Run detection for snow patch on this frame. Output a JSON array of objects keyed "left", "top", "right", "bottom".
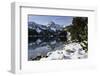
[{"left": 40, "top": 43, "right": 87, "bottom": 60}]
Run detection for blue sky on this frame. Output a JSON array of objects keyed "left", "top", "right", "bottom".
[{"left": 28, "top": 15, "right": 73, "bottom": 26}]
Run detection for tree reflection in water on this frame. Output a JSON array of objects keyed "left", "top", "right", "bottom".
[{"left": 28, "top": 36, "right": 68, "bottom": 61}]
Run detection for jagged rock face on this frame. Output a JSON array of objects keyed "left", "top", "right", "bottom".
[
  {"left": 28, "top": 21, "right": 63, "bottom": 33},
  {"left": 47, "top": 21, "right": 55, "bottom": 27},
  {"left": 47, "top": 21, "right": 62, "bottom": 31}
]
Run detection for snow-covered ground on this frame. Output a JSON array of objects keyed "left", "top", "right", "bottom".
[{"left": 40, "top": 43, "right": 87, "bottom": 61}]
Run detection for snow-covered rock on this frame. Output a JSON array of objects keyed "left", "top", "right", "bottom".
[
  {"left": 40, "top": 42, "right": 87, "bottom": 60},
  {"left": 67, "top": 32, "right": 71, "bottom": 41},
  {"left": 47, "top": 21, "right": 62, "bottom": 31},
  {"left": 36, "top": 28, "right": 41, "bottom": 33},
  {"left": 50, "top": 27, "right": 56, "bottom": 31},
  {"left": 47, "top": 50, "right": 66, "bottom": 60},
  {"left": 64, "top": 43, "right": 82, "bottom": 52}
]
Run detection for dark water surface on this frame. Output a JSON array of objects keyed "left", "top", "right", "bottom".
[{"left": 28, "top": 36, "right": 68, "bottom": 61}]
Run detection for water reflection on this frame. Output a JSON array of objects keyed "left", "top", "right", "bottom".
[{"left": 28, "top": 36, "right": 67, "bottom": 61}]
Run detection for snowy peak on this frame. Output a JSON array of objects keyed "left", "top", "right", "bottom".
[
  {"left": 47, "top": 21, "right": 55, "bottom": 27},
  {"left": 47, "top": 21, "right": 62, "bottom": 31},
  {"left": 28, "top": 21, "right": 63, "bottom": 33},
  {"left": 28, "top": 21, "right": 40, "bottom": 29}
]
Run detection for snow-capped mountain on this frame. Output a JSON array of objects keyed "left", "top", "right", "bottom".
[
  {"left": 28, "top": 22, "right": 47, "bottom": 33},
  {"left": 28, "top": 21, "right": 63, "bottom": 33},
  {"left": 28, "top": 22, "right": 45, "bottom": 29},
  {"left": 47, "top": 21, "right": 62, "bottom": 31}
]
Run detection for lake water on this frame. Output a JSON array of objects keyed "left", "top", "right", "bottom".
[{"left": 28, "top": 36, "right": 68, "bottom": 61}]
